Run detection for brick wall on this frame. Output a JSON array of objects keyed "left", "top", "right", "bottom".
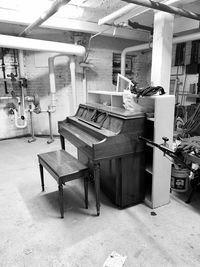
[{"left": 0, "top": 33, "right": 139, "bottom": 139}]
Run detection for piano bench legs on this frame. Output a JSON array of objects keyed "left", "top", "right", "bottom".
[{"left": 37, "top": 150, "right": 92, "bottom": 219}]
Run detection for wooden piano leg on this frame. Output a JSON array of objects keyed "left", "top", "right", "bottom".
[
  {"left": 58, "top": 182, "right": 64, "bottom": 219},
  {"left": 60, "top": 135, "right": 65, "bottom": 150},
  {"left": 94, "top": 163, "right": 100, "bottom": 216}
]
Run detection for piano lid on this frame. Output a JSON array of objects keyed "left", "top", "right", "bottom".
[{"left": 83, "top": 103, "right": 145, "bottom": 119}]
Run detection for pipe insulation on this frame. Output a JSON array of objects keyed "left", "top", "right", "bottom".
[
  {"left": 0, "top": 34, "right": 86, "bottom": 56},
  {"left": 19, "top": 0, "right": 71, "bottom": 37},
  {"left": 48, "top": 54, "right": 70, "bottom": 111},
  {"left": 70, "top": 56, "right": 77, "bottom": 113},
  {"left": 121, "top": 32, "right": 200, "bottom": 77},
  {"left": 122, "top": 0, "right": 200, "bottom": 21},
  {"left": 98, "top": 0, "right": 195, "bottom": 26}
]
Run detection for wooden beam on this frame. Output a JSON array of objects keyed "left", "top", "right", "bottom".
[{"left": 122, "top": 0, "right": 200, "bottom": 21}]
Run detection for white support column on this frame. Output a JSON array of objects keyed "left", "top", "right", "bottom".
[{"left": 151, "top": 11, "right": 174, "bottom": 93}]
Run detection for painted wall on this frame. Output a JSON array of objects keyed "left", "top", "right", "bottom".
[
  {"left": 0, "top": 33, "right": 141, "bottom": 139},
  {"left": 1, "top": 32, "right": 196, "bottom": 140}
]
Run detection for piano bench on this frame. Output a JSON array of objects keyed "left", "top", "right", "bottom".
[{"left": 37, "top": 150, "right": 90, "bottom": 219}]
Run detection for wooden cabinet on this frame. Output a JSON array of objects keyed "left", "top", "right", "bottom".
[{"left": 87, "top": 91, "right": 175, "bottom": 208}]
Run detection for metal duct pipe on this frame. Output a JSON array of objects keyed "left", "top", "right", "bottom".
[
  {"left": 98, "top": 4, "right": 135, "bottom": 25},
  {"left": 122, "top": 0, "right": 200, "bottom": 21},
  {"left": 19, "top": 0, "right": 70, "bottom": 37},
  {"left": 173, "top": 32, "right": 200, "bottom": 44},
  {"left": 98, "top": 0, "right": 191, "bottom": 26},
  {"left": 18, "top": 50, "right": 26, "bottom": 122},
  {"left": 121, "top": 43, "right": 151, "bottom": 77},
  {"left": 70, "top": 56, "right": 77, "bottom": 113},
  {"left": 48, "top": 54, "right": 70, "bottom": 112},
  {"left": 121, "top": 32, "right": 200, "bottom": 77},
  {"left": 0, "top": 34, "right": 86, "bottom": 56}
]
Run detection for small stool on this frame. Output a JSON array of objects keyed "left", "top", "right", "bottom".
[{"left": 37, "top": 150, "right": 90, "bottom": 218}]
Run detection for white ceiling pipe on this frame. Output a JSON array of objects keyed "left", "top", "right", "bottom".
[
  {"left": 99, "top": 0, "right": 194, "bottom": 26},
  {"left": 48, "top": 54, "right": 70, "bottom": 112},
  {"left": 121, "top": 43, "right": 151, "bottom": 77},
  {"left": 114, "top": 0, "right": 185, "bottom": 25},
  {"left": 172, "top": 32, "right": 200, "bottom": 44},
  {"left": 70, "top": 56, "right": 77, "bottom": 114},
  {"left": 0, "top": 34, "right": 86, "bottom": 56},
  {"left": 122, "top": 0, "right": 200, "bottom": 21},
  {"left": 121, "top": 32, "right": 200, "bottom": 77},
  {"left": 19, "top": 0, "right": 71, "bottom": 37},
  {"left": 98, "top": 4, "right": 135, "bottom": 25}
]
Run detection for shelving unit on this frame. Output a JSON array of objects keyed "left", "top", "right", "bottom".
[
  {"left": 87, "top": 90, "right": 175, "bottom": 209},
  {"left": 142, "top": 95, "right": 175, "bottom": 208},
  {"left": 87, "top": 90, "right": 124, "bottom": 108}
]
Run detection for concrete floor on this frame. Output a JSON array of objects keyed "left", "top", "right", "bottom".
[{"left": 1, "top": 137, "right": 200, "bottom": 267}]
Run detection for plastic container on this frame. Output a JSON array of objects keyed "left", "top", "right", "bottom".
[{"left": 171, "top": 167, "right": 190, "bottom": 192}]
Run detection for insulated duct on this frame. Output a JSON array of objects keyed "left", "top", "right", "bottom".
[
  {"left": 122, "top": 0, "right": 200, "bottom": 21},
  {"left": 19, "top": 0, "right": 70, "bottom": 37},
  {"left": 0, "top": 34, "right": 86, "bottom": 56},
  {"left": 121, "top": 32, "right": 200, "bottom": 77}
]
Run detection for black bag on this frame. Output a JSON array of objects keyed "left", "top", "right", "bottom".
[{"left": 136, "top": 86, "right": 165, "bottom": 98}]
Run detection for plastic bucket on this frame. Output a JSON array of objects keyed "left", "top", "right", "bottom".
[{"left": 171, "top": 167, "right": 190, "bottom": 192}]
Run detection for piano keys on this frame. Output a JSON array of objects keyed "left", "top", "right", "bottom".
[{"left": 58, "top": 103, "right": 146, "bottom": 210}]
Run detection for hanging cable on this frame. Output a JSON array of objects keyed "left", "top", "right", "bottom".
[{"left": 84, "top": 26, "right": 112, "bottom": 63}]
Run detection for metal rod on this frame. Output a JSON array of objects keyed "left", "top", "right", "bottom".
[{"left": 122, "top": 0, "right": 200, "bottom": 21}]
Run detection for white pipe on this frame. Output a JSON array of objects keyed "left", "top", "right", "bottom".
[
  {"left": 79, "top": 62, "right": 95, "bottom": 104},
  {"left": 83, "top": 69, "right": 87, "bottom": 103},
  {"left": 0, "top": 96, "right": 20, "bottom": 102},
  {"left": 18, "top": 50, "right": 26, "bottom": 116},
  {"left": 13, "top": 109, "right": 27, "bottom": 129},
  {"left": 98, "top": 4, "right": 135, "bottom": 25},
  {"left": 121, "top": 32, "right": 200, "bottom": 77},
  {"left": 48, "top": 57, "right": 57, "bottom": 110},
  {"left": 70, "top": 56, "right": 77, "bottom": 113},
  {"left": 99, "top": 0, "right": 194, "bottom": 26},
  {"left": 19, "top": 0, "right": 70, "bottom": 37},
  {"left": 121, "top": 43, "right": 151, "bottom": 77},
  {"left": 173, "top": 32, "right": 200, "bottom": 44},
  {"left": 48, "top": 54, "right": 70, "bottom": 113},
  {"left": 18, "top": 50, "right": 25, "bottom": 77},
  {"left": 0, "top": 34, "right": 86, "bottom": 56}
]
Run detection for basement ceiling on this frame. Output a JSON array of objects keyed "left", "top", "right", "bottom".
[{"left": 0, "top": 0, "right": 199, "bottom": 41}]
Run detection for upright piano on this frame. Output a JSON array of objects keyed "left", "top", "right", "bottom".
[{"left": 58, "top": 103, "right": 146, "bottom": 212}]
